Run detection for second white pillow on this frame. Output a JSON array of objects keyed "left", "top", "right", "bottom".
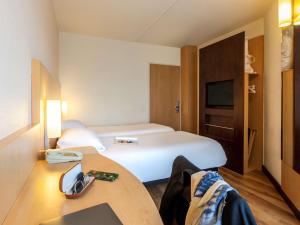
[{"left": 57, "top": 128, "right": 106, "bottom": 152}]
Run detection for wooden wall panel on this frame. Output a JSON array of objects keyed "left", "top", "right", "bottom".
[
  {"left": 0, "top": 59, "right": 60, "bottom": 224},
  {"left": 244, "top": 74, "right": 249, "bottom": 173},
  {"left": 282, "top": 70, "right": 294, "bottom": 167},
  {"left": 32, "top": 59, "right": 61, "bottom": 149},
  {"left": 181, "top": 46, "right": 198, "bottom": 134},
  {"left": 294, "top": 26, "right": 300, "bottom": 173},
  {"left": 280, "top": 27, "right": 300, "bottom": 215},
  {"left": 199, "top": 32, "right": 245, "bottom": 174},
  {"left": 282, "top": 162, "right": 300, "bottom": 211},
  {"left": 0, "top": 125, "right": 40, "bottom": 224}
]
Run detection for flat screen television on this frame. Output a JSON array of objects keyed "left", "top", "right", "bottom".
[{"left": 206, "top": 80, "right": 234, "bottom": 107}]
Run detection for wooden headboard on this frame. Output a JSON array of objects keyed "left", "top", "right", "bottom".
[
  {"left": 31, "top": 59, "right": 61, "bottom": 149},
  {"left": 0, "top": 59, "right": 60, "bottom": 224}
]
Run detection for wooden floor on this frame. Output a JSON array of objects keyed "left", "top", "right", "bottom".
[{"left": 146, "top": 167, "right": 300, "bottom": 225}]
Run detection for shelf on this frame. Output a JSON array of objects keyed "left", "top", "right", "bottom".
[{"left": 245, "top": 72, "right": 259, "bottom": 76}]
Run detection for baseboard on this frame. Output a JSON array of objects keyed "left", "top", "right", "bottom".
[
  {"left": 143, "top": 167, "right": 219, "bottom": 186},
  {"left": 143, "top": 178, "right": 169, "bottom": 186},
  {"left": 262, "top": 166, "right": 300, "bottom": 220}
]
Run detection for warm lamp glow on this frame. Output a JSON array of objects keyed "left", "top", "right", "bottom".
[
  {"left": 47, "top": 100, "right": 61, "bottom": 138},
  {"left": 62, "top": 101, "right": 68, "bottom": 115},
  {"left": 279, "top": 0, "right": 292, "bottom": 27},
  {"left": 294, "top": 0, "right": 300, "bottom": 25}
]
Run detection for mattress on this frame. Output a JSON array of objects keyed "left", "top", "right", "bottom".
[
  {"left": 89, "top": 123, "right": 174, "bottom": 138},
  {"left": 100, "top": 131, "right": 227, "bottom": 182}
]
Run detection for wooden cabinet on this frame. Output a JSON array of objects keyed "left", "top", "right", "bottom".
[
  {"left": 199, "top": 33, "right": 264, "bottom": 174},
  {"left": 199, "top": 33, "right": 245, "bottom": 174}
]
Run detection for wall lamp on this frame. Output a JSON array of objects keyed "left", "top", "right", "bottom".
[
  {"left": 47, "top": 100, "right": 61, "bottom": 138},
  {"left": 294, "top": 0, "right": 300, "bottom": 25},
  {"left": 279, "top": 0, "right": 300, "bottom": 27}
]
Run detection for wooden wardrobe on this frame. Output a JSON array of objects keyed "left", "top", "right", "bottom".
[{"left": 199, "top": 32, "right": 264, "bottom": 174}]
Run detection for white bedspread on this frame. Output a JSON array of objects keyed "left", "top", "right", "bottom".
[
  {"left": 89, "top": 123, "right": 174, "bottom": 138},
  {"left": 100, "top": 131, "right": 227, "bottom": 182}
]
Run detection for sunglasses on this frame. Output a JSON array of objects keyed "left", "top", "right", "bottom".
[{"left": 72, "top": 172, "right": 89, "bottom": 194}]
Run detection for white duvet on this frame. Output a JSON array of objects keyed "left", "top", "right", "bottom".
[
  {"left": 89, "top": 123, "right": 174, "bottom": 138},
  {"left": 100, "top": 131, "right": 227, "bottom": 182}
]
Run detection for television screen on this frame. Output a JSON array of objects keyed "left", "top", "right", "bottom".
[{"left": 206, "top": 80, "right": 234, "bottom": 107}]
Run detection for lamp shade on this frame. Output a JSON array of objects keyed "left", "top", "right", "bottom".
[
  {"left": 279, "top": 0, "right": 292, "bottom": 27},
  {"left": 294, "top": 0, "right": 300, "bottom": 25},
  {"left": 47, "top": 100, "right": 61, "bottom": 138}
]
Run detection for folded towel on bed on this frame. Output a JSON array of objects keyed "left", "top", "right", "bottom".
[{"left": 114, "top": 136, "right": 138, "bottom": 144}]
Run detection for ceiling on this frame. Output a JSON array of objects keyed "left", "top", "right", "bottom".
[{"left": 51, "top": 0, "right": 272, "bottom": 47}]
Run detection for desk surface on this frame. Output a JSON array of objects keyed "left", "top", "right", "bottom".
[{"left": 3, "top": 148, "right": 163, "bottom": 225}]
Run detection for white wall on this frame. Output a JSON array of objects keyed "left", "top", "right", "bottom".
[
  {"left": 59, "top": 33, "right": 180, "bottom": 126},
  {"left": 264, "top": 0, "right": 282, "bottom": 183},
  {"left": 0, "top": 0, "right": 59, "bottom": 139}
]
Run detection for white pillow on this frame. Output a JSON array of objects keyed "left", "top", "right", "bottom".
[
  {"left": 57, "top": 128, "right": 106, "bottom": 152},
  {"left": 62, "top": 120, "right": 86, "bottom": 131}
]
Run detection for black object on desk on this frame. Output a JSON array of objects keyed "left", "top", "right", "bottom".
[{"left": 40, "top": 203, "right": 123, "bottom": 225}]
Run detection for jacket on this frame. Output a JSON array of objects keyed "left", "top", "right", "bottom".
[{"left": 159, "top": 156, "right": 257, "bottom": 225}]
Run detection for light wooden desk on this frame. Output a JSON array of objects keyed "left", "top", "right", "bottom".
[{"left": 3, "top": 148, "right": 163, "bottom": 225}]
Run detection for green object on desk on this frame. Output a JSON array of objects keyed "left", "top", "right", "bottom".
[{"left": 87, "top": 170, "right": 119, "bottom": 182}]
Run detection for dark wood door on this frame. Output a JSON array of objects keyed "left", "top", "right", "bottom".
[{"left": 150, "top": 64, "right": 181, "bottom": 130}]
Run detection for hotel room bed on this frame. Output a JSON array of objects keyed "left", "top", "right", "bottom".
[
  {"left": 58, "top": 121, "right": 227, "bottom": 183},
  {"left": 88, "top": 123, "right": 174, "bottom": 138},
  {"left": 99, "top": 131, "right": 227, "bottom": 182}
]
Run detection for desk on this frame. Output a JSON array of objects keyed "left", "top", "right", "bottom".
[{"left": 3, "top": 148, "right": 163, "bottom": 225}]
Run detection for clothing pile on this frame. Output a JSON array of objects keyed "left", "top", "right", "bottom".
[{"left": 159, "top": 156, "right": 257, "bottom": 225}]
